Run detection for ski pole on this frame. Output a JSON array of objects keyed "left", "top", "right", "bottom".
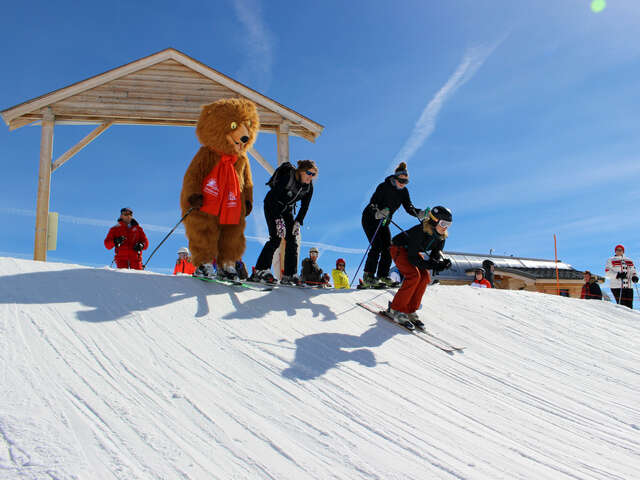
[
  {"left": 143, "top": 208, "right": 194, "bottom": 270},
  {"left": 350, "top": 218, "right": 384, "bottom": 288}
]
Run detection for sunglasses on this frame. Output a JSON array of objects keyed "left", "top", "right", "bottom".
[
  {"left": 438, "top": 219, "right": 452, "bottom": 229},
  {"left": 121, "top": 211, "right": 133, "bottom": 216},
  {"left": 337, "top": 263, "right": 345, "bottom": 267},
  {"left": 395, "top": 177, "right": 409, "bottom": 185},
  {"left": 305, "top": 170, "right": 317, "bottom": 177}
]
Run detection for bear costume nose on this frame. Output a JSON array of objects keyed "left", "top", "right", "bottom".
[{"left": 240, "top": 135, "right": 249, "bottom": 143}]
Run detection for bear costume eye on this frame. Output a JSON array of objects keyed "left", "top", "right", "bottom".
[
  {"left": 230, "top": 121, "right": 238, "bottom": 130},
  {"left": 246, "top": 120, "right": 252, "bottom": 127}
]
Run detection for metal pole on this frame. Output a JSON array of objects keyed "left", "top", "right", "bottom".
[
  {"left": 143, "top": 208, "right": 194, "bottom": 270},
  {"left": 350, "top": 218, "right": 384, "bottom": 288}
]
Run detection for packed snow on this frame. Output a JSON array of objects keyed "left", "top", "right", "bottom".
[{"left": 1, "top": 257, "right": 638, "bottom": 479}]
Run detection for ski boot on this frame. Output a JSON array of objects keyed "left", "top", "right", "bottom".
[
  {"left": 249, "top": 269, "right": 277, "bottom": 284},
  {"left": 193, "top": 263, "right": 215, "bottom": 279},
  {"left": 387, "top": 302, "right": 415, "bottom": 330},
  {"left": 359, "top": 272, "right": 381, "bottom": 289},
  {"left": 218, "top": 264, "right": 240, "bottom": 282},
  {"left": 377, "top": 276, "right": 400, "bottom": 288},
  {"left": 407, "top": 312, "right": 425, "bottom": 330},
  {"left": 280, "top": 274, "right": 302, "bottom": 286}
]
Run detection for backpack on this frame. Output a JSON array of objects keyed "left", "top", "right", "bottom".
[{"left": 266, "top": 162, "right": 296, "bottom": 190}]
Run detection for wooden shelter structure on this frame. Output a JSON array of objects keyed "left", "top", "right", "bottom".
[{"left": 1, "top": 48, "right": 324, "bottom": 262}]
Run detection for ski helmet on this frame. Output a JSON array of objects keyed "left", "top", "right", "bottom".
[
  {"left": 177, "top": 247, "right": 190, "bottom": 255},
  {"left": 475, "top": 267, "right": 485, "bottom": 276},
  {"left": 336, "top": 258, "right": 346, "bottom": 267},
  {"left": 428, "top": 206, "right": 452, "bottom": 225}
]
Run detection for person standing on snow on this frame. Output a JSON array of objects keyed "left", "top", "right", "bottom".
[
  {"left": 605, "top": 244, "right": 637, "bottom": 308},
  {"left": 250, "top": 160, "right": 318, "bottom": 285},
  {"left": 482, "top": 259, "right": 496, "bottom": 287},
  {"left": 332, "top": 258, "right": 350, "bottom": 289},
  {"left": 173, "top": 247, "right": 196, "bottom": 275},
  {"left": 361, "top": 162, "right": 425, "bottom": 288},
  {"left": 580, "top": 270, "right": 602, "bottom": 300},
  {"left": 470, "top": 268, "right": 492, "bottom": 288},
  {"left": 104, "top": 207, "right": 149, "bottom": 270},
  {"left": 387, "top": 206, "right": 453, "bottom": 329}
]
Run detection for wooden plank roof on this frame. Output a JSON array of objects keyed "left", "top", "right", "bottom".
[{"left": 1, "top": 48, "right": 324, "bottom": 142}]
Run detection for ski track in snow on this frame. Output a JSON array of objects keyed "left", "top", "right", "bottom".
[{"left": 0, "top": 257, "right": 639, "bottom": 479}]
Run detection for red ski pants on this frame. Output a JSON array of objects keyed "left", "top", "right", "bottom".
[{"left": 389, "top": 245, "right": 431, "bottom": 314}]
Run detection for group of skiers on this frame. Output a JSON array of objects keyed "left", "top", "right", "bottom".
[{"left": 103, "top": 161, "right": 638, "bottom": 320}]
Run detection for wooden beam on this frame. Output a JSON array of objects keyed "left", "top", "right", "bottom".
[
  {"left": 34, "top": 108, "right": 55, "bottom": 261},
  {"left": 52, "top": 122, "right": 112, "bottom": 172},
  {"left": 248, "top": 147, "right": 275, "bottom": 175},
  {"left": 276, "top": 122, "right": 290, "bottom": 166}
]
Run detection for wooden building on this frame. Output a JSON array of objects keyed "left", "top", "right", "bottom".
[{"left": 1, "top": 48, "right": 323, "bottom": 263}]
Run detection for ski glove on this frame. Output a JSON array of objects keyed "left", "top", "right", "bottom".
[
  {"left": 245, "top": 200, "right": 252, "bottom": 217},
  {"left": 188, "top": 193, "right": 204, "bottom": 209},
  {"left": 275, "top": 218, "right": 286, "bottom": 239},
  {"left": 114, "top": 236, "right": 126, "bottom": 248},
  {"left": 433, "top": 258, "right": 452, "bottom": 273},
  {"left": 374, "top": 207, "right": 390, "bottom": 220},
  {"left": 616, "top": 271, "right": 627, "bottom": 279},
  {"left": 292, "top": 221, "right": 301, "bottom": 236},
  {"left": 133, "top": 242, "right": 145, "bottom": 252},
  {"left": 633, "top": 275, "right": 639, "bottom": 283},
  {"left": 415, "top": 209, "right": 428, "bottom": 222}
]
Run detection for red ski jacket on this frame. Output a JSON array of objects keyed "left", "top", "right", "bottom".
[
  {"left": 104, "top": 219, "right": 149, "bottom": 268},
  {"left": 173, "top": 258, "right": 196, "bottom": 275}
]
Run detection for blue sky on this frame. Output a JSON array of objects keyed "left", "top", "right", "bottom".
[{"left": 1, "top": 1, "right": 639, "bottom": 293}]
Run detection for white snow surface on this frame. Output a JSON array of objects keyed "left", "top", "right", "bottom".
[{"left": 1, "top": 257, "right": 639, "bottom": 480}]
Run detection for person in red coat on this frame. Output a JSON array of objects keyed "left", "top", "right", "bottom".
[
  {"left": 104, "top": 207, "right": 149, "bottom": 270},
  {"left": 470, "top": 268, "right": 492, "bottom": 288},
  {"left": 173, "top": 247, "right": 196, "bottom": 275}
]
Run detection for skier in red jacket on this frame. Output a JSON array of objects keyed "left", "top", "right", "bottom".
[{"left": 104, "top": 207, "right": 149, "bottom": 270}]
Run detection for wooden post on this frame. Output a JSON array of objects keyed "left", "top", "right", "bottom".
[
  {"left": 554, "top": 234, "right": 560, "bottom": 296},
  {"left": 273, "top": 122, "right": 290, "bottom": 279},
  {"left": 34, "top": 108, "right": 55, "bottom": 261}
]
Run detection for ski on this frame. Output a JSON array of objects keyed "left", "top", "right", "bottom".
[
  {"left": 194, "top": 276, "right": 273, "bottom": 292},
  {"left": 356, "top": 301, "right": 465, "bottom": 353}
]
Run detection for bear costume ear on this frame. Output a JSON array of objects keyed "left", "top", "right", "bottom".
[{"left": 195, "top": 98, "right": 260, "bottom": 153}]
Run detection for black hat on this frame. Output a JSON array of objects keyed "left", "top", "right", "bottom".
[{"left": 120, "top": 207, "right": 133, "bottom": 214}]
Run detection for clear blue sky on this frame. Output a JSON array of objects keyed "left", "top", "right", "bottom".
[{"left": 1, "top": 1, "right": 638, "bottom": 290}]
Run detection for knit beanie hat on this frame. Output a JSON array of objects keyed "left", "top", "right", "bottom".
[
  {"left": 615, "top": 244, "right": 625, "bottom": 253},
  {"left": 394, "top": 162, "right": 408, "bottom": 177}
]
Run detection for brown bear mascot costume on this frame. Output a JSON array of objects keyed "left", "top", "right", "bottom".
[{"left": 180, "top": 98, "right": 259, "bottom": 280}]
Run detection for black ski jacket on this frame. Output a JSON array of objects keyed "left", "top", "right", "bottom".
[
  {"left": 362, "top": 175, "right": 419, "bottom": 222},
  {"left": 392, "top": 223, "right": 446, "bottom": 270},
  {"left": 264, "top": 163, "right": 313, "bottom": 224}
]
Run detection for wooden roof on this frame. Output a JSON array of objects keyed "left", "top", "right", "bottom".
[{"left": 1, "top": 48, "right": 324, "bottom": 142}]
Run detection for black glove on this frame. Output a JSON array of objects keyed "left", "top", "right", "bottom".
[
  {"left": 632, "top": 275, "right": 638, "bottom": 283},
  {"left": 245, "top": 200, "right": 252, "bottom": 216},
  {"left": 188, "top": 193, "right": 204, "bottom": 209},
  {"left": 616, "top": 271, "right": 627, "bottom": 279},
  {"left": 434, "top": 258, "right": 452, "bottom": 273},
  {"left": 133, "top": 242, "right": 145, "bottom": 252},
  {"left": 114, "top": 236, "right": 126, "bottom": 248}
]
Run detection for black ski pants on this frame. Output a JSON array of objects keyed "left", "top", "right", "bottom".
[
  {"left": 255, "top": 205, "right": 299, "bottom": 276},
  {"left": 611, "top": 288, "right": 633, "bottom": 309},
  {"left": 362, "top": 212, "right": 391, "bottom": 278}
]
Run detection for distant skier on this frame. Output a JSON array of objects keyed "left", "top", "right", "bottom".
[
  {"left": 580, "top": 270, "right": 602, "bottom": 300},
  {"left": 482, "top": 259, "right": 496, "bottom": 287},
  {"left": 361, "top": 162, "right": 425, "bottom": 288},
  {"left": 250, "top": 160, "right": 318, "bottom": 285},
  {"left": 470, "top": 268, "right": 492, "bottom": 289},
  {"left": 605, "top": 244, "right": 637, "bottom": 308},
  {"left": 173, "top": 247, "right": 196, "bottom": 275},
  {"left": 332, "top": 258, "right": 350, "bottom": 289},
  {"left": 104, "top": 207, "right": 149, "bottom": 270},
  {"left": 387, "top": 206, "right": 453, "bottom": 329},
  {"left": 300, "top": 246, "right": 330, "bottom": 286}
]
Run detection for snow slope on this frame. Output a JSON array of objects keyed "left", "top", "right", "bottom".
[{"left": 1, "top": 257, "right": 639, "bottom": 480}]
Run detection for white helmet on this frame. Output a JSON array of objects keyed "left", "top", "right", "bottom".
[{"left": 177, "top": 247, "right": 190, "bottom": 255}]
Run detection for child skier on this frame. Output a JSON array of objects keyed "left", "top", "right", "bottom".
[
  {"left": 388, "top": 206, "right": 452, "bottom": 329},
  {"left": 332, "top": 258, "right": 350, "bottom": 289},
  {"left": 470, "top": 268, "right": 492, "bottom": 288},
  {"left": 173, "top": 247, "right": 196, "bottom": 275}
]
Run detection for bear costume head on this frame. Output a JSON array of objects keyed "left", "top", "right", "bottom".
[{"left": 196, "top": 98, "right": 260, "bottom": 156}]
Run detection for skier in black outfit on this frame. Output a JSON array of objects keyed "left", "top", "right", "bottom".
[
  {"left": 361, "top": 162, "right": 425, "bottom": 287},
  {"left": 250, "top": 159, "right": 317, "bottom": 285}
]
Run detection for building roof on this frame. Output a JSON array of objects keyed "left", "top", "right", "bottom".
[{"left": 1, "top": 48, "right": 324, "bottom": 142}]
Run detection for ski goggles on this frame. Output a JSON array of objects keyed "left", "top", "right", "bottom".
[
  {"left": 395, "top": 176, "right": 409, "bottom": 185},
  {"left": 305, "top": 170, "right": 317, "bottom": 177},
  {"left": 437, "top": 219, "right": 452, "bottom": 229}
]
